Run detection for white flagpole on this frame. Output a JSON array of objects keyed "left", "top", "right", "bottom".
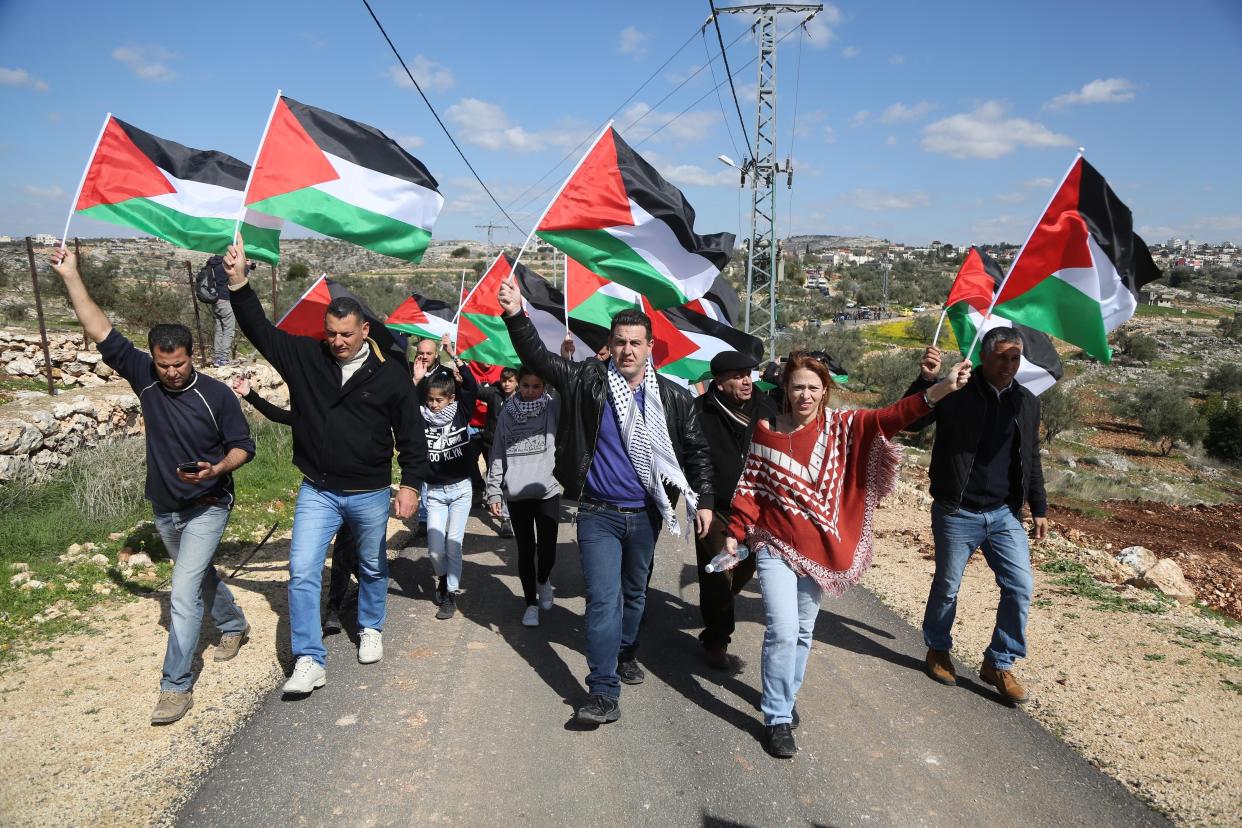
[
  {"left": 931, "top": 305, "right": 949, "bottom": 348},
  {"left": 233, "top": 89, "right": 283, "bottom": 243},
  {"left": 562, "top": 252, "right": 570, "bottom": 335},
  {"left": 963, "top": 148, "right": 1083, "bottom": 361},
  {"left": 59, "top": 113, "right": 111, "bottom": 251},
  {"left": 458, "top": 268, "right": 467, "bottom": 312}
]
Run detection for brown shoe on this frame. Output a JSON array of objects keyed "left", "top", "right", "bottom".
[
  {"left": 214, "top": 624, "right": 250, "bottom": 662},
  {"left": 925, "top": 649, "right": 957, "bottom": 685},
  {"left": 980, "top": 660, "right": 1029, "bottom": 704},
  {"left": 704, "top": 644, "right": 729, "bottom": 671},
  {"left": 151, "top": 690, "right": 193, "bottom": 725}
]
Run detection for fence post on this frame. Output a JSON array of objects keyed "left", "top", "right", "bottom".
[
  {"left": 23, "top": 237, "right": 56, "bottom": 396},
  {"left": 185, "top": 260, "right": 208, "bottom": 367}
]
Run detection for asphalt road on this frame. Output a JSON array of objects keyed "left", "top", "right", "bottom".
[{"left": 178, "top": 512, "right": 1168, "bottom": 827}]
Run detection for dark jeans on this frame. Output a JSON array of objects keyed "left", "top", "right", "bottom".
[
  {"left": 469, "top": 433, "right": 486, "bottom": 496},
  {"left": 576, "top": 501, "right": 661, "bottom": 699},
  {"left": 509, "top": 495, "right": 560, "bottom": 605},
  {"left": 326, "top": 524, "right": 358, "bottom": 611},
  {"left": 694, "top": 512, "right": 755, "bottom": 649}
]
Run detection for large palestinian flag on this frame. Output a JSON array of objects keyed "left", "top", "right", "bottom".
[
  {"left": 71, "top": 115, "right": 281, "bottom": 263},
  {"left": 991, "top": 156, "right": 1161, "bottom": 362},
  {"left": 947, "top": 247, "right": 1062, "bottom": 395},
  {"left": 644, "top": 299, "right": 764, "bottom": 385},
  {"left": 244, "top": 95, "right": 443, "bottom": 262},
  {"left": 276, "top": 274, "right": 408, "bottom": 364},
  {"left": 386, "top": 292, "right": 455, "bottom": 342},
  {"left": 536, "top": 126, "right": 734, "bottom": 310}
]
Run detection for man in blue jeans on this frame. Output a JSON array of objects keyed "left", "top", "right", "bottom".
[
  {"left": 224, "top": 238, "right": 427, "bottom": 695},
  {"left": 904, "top": 328, "right": 1047, "bottom": 704},
  {"left": 50, "top": 247, "right": 255, "bottom": 726},
  {"left": 498, "top": 275, "right": 714, "bottom": 725}
]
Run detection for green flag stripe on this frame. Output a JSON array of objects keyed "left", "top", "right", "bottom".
[
  {"left": 995, "top": 277, "right": 1112, "bottom": 362},
  {"left": 538, "top": 228, "right": 687, "bottom": 309},
  {"left": 250, "top": 188, "right": 432, "bottom": 263},
  {"left": 458, "top": 313, "right": 519, "bottom": 367},
  {"left": 945, "top": 303, "right": 980, "bottom": 361},
  {"left": 658, "top": 357, "right": 712, "bottom": 383},
  {"left": 569, "top": 289, "right": 639, "bottom": 328},
  {"left": 79, "top": 198, "right": 280, "bottom": 264}
]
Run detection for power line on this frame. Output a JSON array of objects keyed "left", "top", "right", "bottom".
[
  {"left": 785, "top": 22, "right": 806, "bottom": 236},
  {"left": 359, "top": 0, "right": 527, "bottom": 237},
  {"left": 708, "top": 0, "right": 755, "bottom": 162},
  {"left": 702, "top": 26, "right": 743, "bottom": 164}
]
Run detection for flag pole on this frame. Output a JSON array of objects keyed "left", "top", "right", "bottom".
[
  {"left": 233, "top": 89, "right": 283, "bottom": 242},
  {"left": 59, "top": 113, "right": 111, "bottom": 251},
  {"left": 931, "top": 305, "right": 948, "bottom": 348},
  {"left": 963, "top": 148, "right": 1083, "bottom": 361},
  {"left": 458, "top": 269, "right": 467, "bottom": 312},
  {"left": 562, "top": 252, "right": 570, "bottom": 335}
]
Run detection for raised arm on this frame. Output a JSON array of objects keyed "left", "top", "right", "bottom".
[
  {"left": 222, "top": 237, "right": 309, "bottom": 371},
  {"left": 879, "top": 358, "right": 972, "bottom": 437},
  {"left": 497, "top": 273, "right": 579, "bottom": 395},
  {"left": 49, "top": 248, "right": 112, "bottom": 343}
]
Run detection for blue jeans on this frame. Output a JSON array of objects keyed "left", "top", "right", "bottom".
[
  {"left": 289, "top": 482, "right": 392, "bottom": 666},
  {"left": 417, "top": 481, "right": 428, "bottom": 524},
  {"left": 154, "top": 503, "right": 247, "bottom": 692},
  {"left": 755, "top": 547, "right": 823, "bottom": 726},
  {"left": 923, "top": 503, "right": 1034, "bottom": 670},
  {"left": 575, "top": 502, "right": 661, "bottom": 699},
  {"left": 426, "top": 478, "right": 473, "bottom": 592}
]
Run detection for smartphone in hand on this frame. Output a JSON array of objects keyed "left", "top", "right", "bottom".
[{"left": 177, "top": 462, "right": 203, "bottom": 474}]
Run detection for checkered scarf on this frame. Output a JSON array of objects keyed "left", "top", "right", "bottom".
[
  {"left": 605, "top": 358, "right": 697, "bottom": 536},
  {"left": 506, "top": 393, "right": 550, "bottom": 424},
  {"left": 421, "top": 401, "right": 458, "bottom": 427}
]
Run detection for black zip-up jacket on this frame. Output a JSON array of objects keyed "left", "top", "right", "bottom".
[
  {"left": 693, "top": 386, "right": 777, "bottom": 513},
  {"left": 903, "top": 371, "right": 1046, "bottom": 517},
  {"left": 231, "top": 281, "right": 428, "bottom": 491},
  {"left": 504, "top": 313, "right": 714, "bottom": 509}
]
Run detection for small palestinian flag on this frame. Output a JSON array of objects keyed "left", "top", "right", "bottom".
[
  {"left": 457, "top": 255, "right": 585, "bottom": 368},
  {"left": 947, "top": 247, "right": 1063, "bottom": 395},
  {"left": 536, "top": 126, "right": 734, "bottom": 310},
  {"left": 276, "top": 274, "right": 408, "bottom": 364},
  {"left": 992, "top": 156, "right": 1161, "bottom": 362},
  {"left": 644, "top": 298, "right": 764, "bottom": 385},
  {"left": 387, "top": 292, "right": 455, "bottom": 342},
  {"left": 566, "top": 256, "right": 641, "bottom": 332},
  {"left": 244, "top": 95, "right": 443, "bottom": 262},
  {"left": 71, "top": 115, "right": 281, "bottom": 263}
]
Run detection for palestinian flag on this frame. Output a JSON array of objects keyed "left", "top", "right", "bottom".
[
  {"left": 991, "top": 156, "right": 1161, "bottom": 362},
  {"left": 71, "top": 115, "right": 281, "bottom": 263},
  {"left": 536, "top": 126, "right": 734, "bottom": 310},
  {"left": 457, "top": 255, "right": 589, "bottom": 368},
  {"left": 276, "top": 274, "right": 408, "bottom": 364},
  {"left": 685, "top": 275, "right": 742, "bottom": 326},
  {"left": 566, "top": 256, "right": 641, "bottom": 332},
  {"left": 947, "top": 247, "right": 1062, "bottom": 395},
  {"left": 644, "top": 298, "right": 764, "bottom": 385},
  {"left": 386, "top": 292, "right": 455, "bottom": 342},
  {"left": 244, "top": 95, "right": 443, "bottom": 262}
]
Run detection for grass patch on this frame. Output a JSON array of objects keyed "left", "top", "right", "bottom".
[
  {"left": 1037, "top": 557, "right": 1173, "bottom": 614},
  {"left": 1134, "top": 304, "right": 1216, "bottom": 320},
  {"left": 1143, "top": 653, "right": 1166, "bottom": 661},
  {"left": 1204, "top": 650, "right": 1242, "bottom": 670},
  {"left": 1223, "top": 680, "right": 1242, "bottom": 694},
  {"left": 1176, "top": 627, "right": 1223, "bottom": 647}
]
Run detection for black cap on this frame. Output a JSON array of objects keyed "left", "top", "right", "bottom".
[{"left": 710, "top": 350, "right": 760, "bottom": 376}]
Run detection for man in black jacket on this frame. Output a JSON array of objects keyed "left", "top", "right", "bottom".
[
  {"left": 498, "top": 274, "right": 714, "bottom": 726},
  {"left": 223, "top": 239, "right": 427, "bottom": 696},
  {"left": 693, "top": 350, "right": 776, "bottom": 670},
  {"left": 904, "top": 328, "right": 1046, "bottom": 705}
]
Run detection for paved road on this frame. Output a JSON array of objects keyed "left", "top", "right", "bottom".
[{"left": 179, "top": 513, "right": 1167, "bottom": 827}]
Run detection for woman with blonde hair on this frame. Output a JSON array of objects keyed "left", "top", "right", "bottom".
[{"left": 724, "top": 351, "right": 971, "bottom": 758}]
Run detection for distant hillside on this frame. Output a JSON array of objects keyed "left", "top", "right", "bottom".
[{"left": 783, "top": 234, "right": 892, "bottom": 252}]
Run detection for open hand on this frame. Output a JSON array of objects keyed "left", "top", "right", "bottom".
[
  {"left": 497, "top": 274, "right": 522, "bottom": 317},
  {"left": 223, "top": 236, "right": 248, "bottom": 284},
  {"left": 230, "top": 375, "right": 251, "bottom": 397}
]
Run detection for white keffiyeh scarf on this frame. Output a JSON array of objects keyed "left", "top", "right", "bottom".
[
  {"left": 507, "top": 393, "right": 550, "bottom": 424},
  {"left": 605, "top": 358, "right": 697, "bottom": 536},
  {"left": 421, "top": 401, "right": 458, "bottom": 427}
]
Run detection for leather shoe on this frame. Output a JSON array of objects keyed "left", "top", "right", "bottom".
[
  {"left": 704, "top": 644, "right": 729, "bottom": 671},
  {"left": 575, "top": 693, "right": 620, "bottom": 725},
  {"left": 617, "top": 659, "right": 645, "bottom": 685},
  {"left": 765, "top": 723, "right": 796, "bottom": 758},
  {"left": 925, "top": 648, "right": 957, "bottom": 685},
  {"left": 980, "top": 660, "right": 1028, "bottom": 704}
]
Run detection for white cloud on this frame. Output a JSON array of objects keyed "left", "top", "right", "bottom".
[
  {"left": 842, "top": 45, "right": 861, "bottom": 58},
  {"left": 642, "top": 152, "right": 736, "bottom": 187},
  {"left": 445, "top": 98, "right": 587, "bottom": 154},
  {"left": 0, "top": 67, "right": 48, "bottom": 91},
  {"left": 994, "top": 191, "right": 1028, "bottom": 204},
  {"left": 849, "top": 110, "right": 871, "bottom": 127},
  {"left": 888, "top": 54, "right": 905, "bottom": 65},
  {"left": 1045, "top": 78, "right": 1136, "bottom": 110},
  {"left": 23, "top": 185, "right": 64, "bottom": 199},
  {"left": 879, "top": 100, "right": 937, "bottom": 123},
  {"left": 1144, "top": 214, "right": 1242, "bottom": 241},
  {"left": 112, "top": 44, "right": 178, "bottom": 82},
  {"left": 842, "top": 188, "right": 929, "bottom": 212},
  {"left": 47, "top": 112, "right": 62, "bottom": 122},
  {"left": 618, "top": 102, "right": 719, "bottom": 144},
  {"left": 1024, "top": 177, "right": 1054, "bottom": 188},
  {"left": 793, "top": 109, "right": 828, "bottom": 138},
  {"left": 921, "top": 100, "right": 1074, "bottom": 159},
  {"left": 885, "top": 135, "right": 897, "bottom": 147},
  {"left": 301, "top": 32, "right": 327, "bottom": 49},
  {"left": 664, "top": 63, "right": 702, "bottom": 84},
  {"left": 386, "top": 55, "right": 454, "bottom": 93},
  {"left": 618, "top": 25, "right": 651, "bottom": 60}
]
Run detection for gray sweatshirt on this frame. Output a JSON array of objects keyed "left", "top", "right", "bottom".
[{"left": 486, "top": 396, "right": 562, "bottom": 504}]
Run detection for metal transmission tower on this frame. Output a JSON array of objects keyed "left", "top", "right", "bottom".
[
  {"left": 474, "top": 222, "right": 505, "bottom": 258},
  {"left": 713, "top": 3, "right": 822, "bottom": 359}
]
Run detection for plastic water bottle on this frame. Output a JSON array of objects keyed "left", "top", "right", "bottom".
[{"left": 705, "top": 543, "right": 750, "bottom": 574}]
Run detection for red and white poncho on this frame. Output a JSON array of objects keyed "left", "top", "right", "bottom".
[{"left": 726, "top": 393, "right": 931, "bottom": 597}]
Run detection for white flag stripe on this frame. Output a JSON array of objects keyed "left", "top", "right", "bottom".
[
  {"left": 316, "top": 151, "right": 445, "bottom": 232},
  {"left": 603, "top": 199, "right": 719, "bottom": 304}
]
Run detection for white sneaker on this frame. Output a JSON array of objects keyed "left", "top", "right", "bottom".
[
  {"left": 537, "top": 581, "right": 555, "bottom": 611},
  {"left": 358, "top": 628, "right": 383, "bottom": 664},
  {"left": 522, "top": 605, "right": 540, "bottom": 627},
  {"left": 282, "top": 656, "right": 326, "bottom": 694}
]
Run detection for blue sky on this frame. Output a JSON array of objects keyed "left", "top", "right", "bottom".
[{"left": 2, "top": 0, "right": 1240, "bottom": 248}]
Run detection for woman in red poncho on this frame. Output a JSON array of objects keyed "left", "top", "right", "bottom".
[{"left": 724, "top": 351, "right": 971, "bottom": 758}]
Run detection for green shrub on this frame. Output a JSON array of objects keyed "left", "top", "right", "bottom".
[
  {"left": 1203, "top": 399, "right": 1242, "bottom": 463},
  {"left": 1126, "top": 386, "right": 1206, "bottom": 455},
  {"left": 1039, "top": 384, "right": 1080, "bottom": 443},
  {"left": 1205, "top": 364, "right": 1242, "bottom": 396},
  {"left": 905, "top": 314, "right": 938, "bottom": 343},
  {"left": 856, "top": 350, "right": 923, "bottom": 406}
]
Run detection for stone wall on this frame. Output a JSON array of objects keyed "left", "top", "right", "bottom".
[{"left": 1, "top": 329, "right": 115, "bottom": 389}]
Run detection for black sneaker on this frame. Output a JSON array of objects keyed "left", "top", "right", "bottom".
[
  {"left": 434, "top": 576, "right": 447, "bottom": 607},
  {"left": 436, "top": 593, "right": 456, "bottom": 620},
  {"left": 791, "top": 706, "right": 800, "bottom": 731},
  {"left": 765, "top": 723, "right": 796, "bottom": 758},
  {"left": 414, "top": 522, "right": 428, "bottom": 539},
  {"left": 617, "top": 659, "right": 645, "bottom": 685},
  {"left": 575, "top": 693, "right": 620, "bottom": 725}
]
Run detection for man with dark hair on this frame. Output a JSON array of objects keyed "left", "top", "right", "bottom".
[
  {"left": 904, "top": 327, "right": 1046, "bottom": 704},
  {"left": 50, "top": 247, "right": 255, "bottom": 726},
  {"left": 223, "top": 239, "right": 428, "bottom": 695},
  {"left": 498, "top": 277, "right": 714, "bottom": 726},
  {"left": 693, "top": 350, "right": 777, "bottom": 669}
]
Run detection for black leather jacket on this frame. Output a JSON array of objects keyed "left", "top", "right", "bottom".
[
  {"left": 504, "top": 313, "right": 715, "bottom": 509},
  {"left": 903, "top": 371, "right": 1046, "bottom": 517}
]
